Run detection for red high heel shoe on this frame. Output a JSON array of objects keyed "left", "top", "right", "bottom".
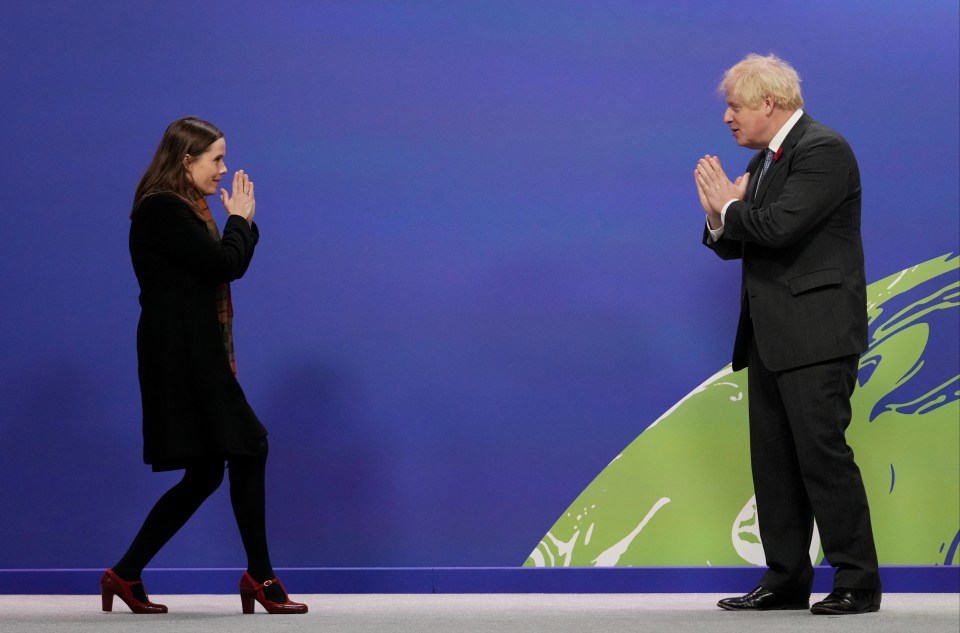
[
  {"left": 100, "top": 568, "right": 168, "bottom": 614},
  {"left": 238, "top": 571, "right": 308, "bottom": 614}
]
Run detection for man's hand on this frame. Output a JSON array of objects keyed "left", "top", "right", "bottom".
[{"left": 694, "top": 155, "right": 748, "bottom": 218}]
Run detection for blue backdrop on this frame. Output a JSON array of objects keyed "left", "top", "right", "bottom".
[{"left": 1, "top": 0, "right": 957, "bottom": 574}]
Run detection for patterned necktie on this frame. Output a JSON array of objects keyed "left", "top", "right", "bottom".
[{"left": 755, "top": 148, "right": 774, "bottom": 194}]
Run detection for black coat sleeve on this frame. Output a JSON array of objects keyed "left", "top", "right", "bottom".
[{"left": 131, "top": 193, "right": 259, "bottom": 284}]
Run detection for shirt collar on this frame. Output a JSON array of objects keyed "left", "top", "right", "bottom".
[{"left": 769, "top": 109, "right": 804, "bottom": 153}]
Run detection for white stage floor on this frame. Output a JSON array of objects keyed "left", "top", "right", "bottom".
[{"left": 0, "top": 593, "right": 957, "bottom": 633}]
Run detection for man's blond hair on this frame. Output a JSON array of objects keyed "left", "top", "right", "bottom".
[{"left": 719, "top": 53, "right": 804, "bottom": 110}]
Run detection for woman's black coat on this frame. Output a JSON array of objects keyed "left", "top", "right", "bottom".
[{"left": 129, "top": 192, "right": 266, "bottom": 471}]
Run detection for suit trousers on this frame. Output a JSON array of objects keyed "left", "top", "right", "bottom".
[{"left": 747, "top": 335, "right": 881, "bottom": 594}]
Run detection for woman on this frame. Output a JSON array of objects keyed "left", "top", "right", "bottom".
[{"left": 101, "top": 117, "right": 307, "bottom": 615}]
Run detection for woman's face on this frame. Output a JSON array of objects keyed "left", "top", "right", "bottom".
[{"left": 184, "top": 137, "right": 227, "bottom": 196}]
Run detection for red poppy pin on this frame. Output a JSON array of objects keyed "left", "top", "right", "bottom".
[{"left": 774, "top": 148, "right": 783, "bottom": 161}]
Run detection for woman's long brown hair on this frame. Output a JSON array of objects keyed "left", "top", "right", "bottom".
[{"left": 131, "top": 116, "right": 223, "bottom": 216}]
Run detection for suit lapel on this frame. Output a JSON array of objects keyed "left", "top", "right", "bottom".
[
  {"left": 745, "top": 152, "right": 765, "bottom": 203},
  {"left": 755, "top": 113, "right": 812, "bottom": 203}
]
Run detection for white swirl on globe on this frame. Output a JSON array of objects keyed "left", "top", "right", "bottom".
[{"left": 732, "top": 495, "right": 821, "bottom": 566}]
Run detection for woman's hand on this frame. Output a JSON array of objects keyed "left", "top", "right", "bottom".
[{"left": 220, "top": 169, "right": 256, "bottom": 224}]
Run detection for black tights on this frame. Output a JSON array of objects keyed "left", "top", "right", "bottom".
[{"left": 113, "top": 441, "right": 279, "bottom": 597}]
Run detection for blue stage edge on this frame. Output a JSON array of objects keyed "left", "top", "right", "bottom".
[{"left": 2, "top": 566, "right": 957, "bottom": 595}]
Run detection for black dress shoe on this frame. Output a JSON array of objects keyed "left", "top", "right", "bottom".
[
  {"left": 717, "top": 585, "right": 809, "bottom": 611},
  {"left": 810, "top": 588, "right": 881, "bottom": 615}
]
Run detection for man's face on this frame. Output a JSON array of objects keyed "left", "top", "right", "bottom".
[{"left": 723, "top": 92, "right": 771, "bottom": 150}]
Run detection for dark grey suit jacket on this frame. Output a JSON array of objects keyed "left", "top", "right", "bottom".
[{"left": 704, "top": 113, "right": 868, "bottom": 372}]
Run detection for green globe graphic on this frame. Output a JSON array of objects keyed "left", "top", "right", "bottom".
[{"left": 526, "top": 253, "right": 959, "bottom": 568}]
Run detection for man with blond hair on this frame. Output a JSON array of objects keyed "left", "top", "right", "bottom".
[{"left": 694, "top": 53, "right": 882, "bottom": 615}]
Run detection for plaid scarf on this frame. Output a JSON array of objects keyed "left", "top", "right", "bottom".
[{"left": 195, "top": 197, "right": 237, "bottom": 375}]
